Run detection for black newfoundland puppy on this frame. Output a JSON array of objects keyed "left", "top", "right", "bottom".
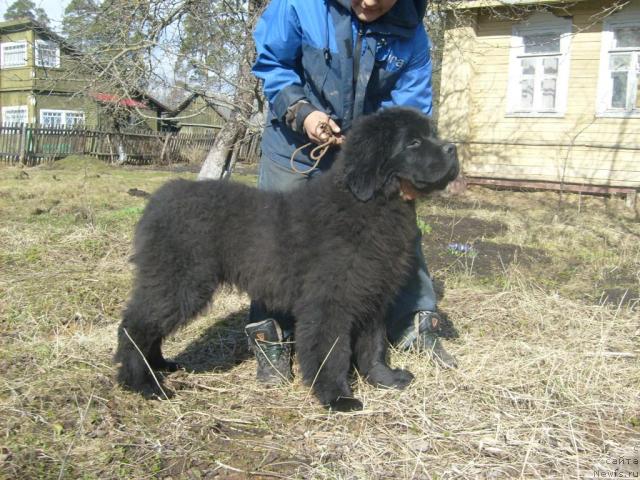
[{"left": 115, "top": 107, "right": 459, "bottom": 411}]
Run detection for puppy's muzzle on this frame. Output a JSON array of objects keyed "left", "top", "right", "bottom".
[{"left": 442, "top": 143, "right": 460, "bottom": 181}]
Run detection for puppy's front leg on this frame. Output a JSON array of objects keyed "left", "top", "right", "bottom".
[
  {"left": 353, "top": 315, "right": 414, "bottom": 389},
  {"left": 294, "top": 306, "right": 363, "bottom": 411}
]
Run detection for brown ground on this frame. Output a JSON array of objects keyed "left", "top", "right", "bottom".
[{"left": 1, "top": 157, "right": 638, "bottom": 479}]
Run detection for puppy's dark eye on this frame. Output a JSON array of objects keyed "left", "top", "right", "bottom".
[{"left": 407, "top": 139, "right": 422, "bottom": 149}]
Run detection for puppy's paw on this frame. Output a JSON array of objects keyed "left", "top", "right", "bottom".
[
  {"left": 328, "top": 396, "right": 364, "bottom": 412},
  {"left": 136, "top": 381, "right": 173, "bottom": 400},
  {"left": 156, "top": 359, "right": 182, "bottom": 372},
  {"left": 389, "top": 368, "right": 414, "bottom": 389},
  {"left": 366, "top": 363, "right": 414, "bottom": 389},
  {"left": 121, "top": 376, "right": 174, "bottom": 400}
]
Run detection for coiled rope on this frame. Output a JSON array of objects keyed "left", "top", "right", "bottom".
[{"left": 289, "top": 122, "right": 339, "bottom": 175}]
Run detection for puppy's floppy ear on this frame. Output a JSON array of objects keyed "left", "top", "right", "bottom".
[
  {"left": 344, "top": 160, "right": 378, "bottom": 201},
  {"left": 341, "top": 117, "right": 393, "bottom": 202}
]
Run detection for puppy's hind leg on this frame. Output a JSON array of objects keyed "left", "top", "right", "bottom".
[
  {"left": 115, "top": 293, "right": 166, "bottom": 398},
  {"left": 148, "top": 337, "right": 180, "bottom": 372},
  {"left": 115, "top": 279, "right": 217, "bottom": 398}
]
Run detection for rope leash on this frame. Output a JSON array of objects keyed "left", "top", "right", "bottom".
[{"left": 289, "top": 121, "right": 338, "bottom": 175}]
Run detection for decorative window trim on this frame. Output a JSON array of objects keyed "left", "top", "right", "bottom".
[
  {"left": 2, "top": 106, "right": 28, "bottom": 124},
  {"left": 595, "top": 6, "right": 640, "bottom": 118},
  {"left": 506, "top": 12, "right": 572, "bottom": 117},
  {"left": 1, "top": 41, "right": 28, "bottom": 68},
  {"left": 35, "top": 39, "right": 60, "bottom": 69},
  {"left": 39, "top": 109, "right": 85, "bottom": 127}
]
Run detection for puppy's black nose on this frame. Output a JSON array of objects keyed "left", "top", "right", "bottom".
[
  {"left": 443, "top": 143, "right": 459, "bottom": 180},
  {"left": 443, "top": 143, "right": 457, "bottom": 161}
]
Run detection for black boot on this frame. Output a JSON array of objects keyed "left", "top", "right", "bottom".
[
  {"left": 245, "top": 318, "right": 293, "bottom": 385},
  {"left": 395, "top": 311, "right": 458, "bottom": 369}
]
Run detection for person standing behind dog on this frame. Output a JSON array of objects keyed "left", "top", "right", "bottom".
[{"left": 245, "top": 0, "right": 457, "bottom": 385}]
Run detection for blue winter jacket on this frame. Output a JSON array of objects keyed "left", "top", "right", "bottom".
[{"left": 253, "top": 0, "right": 432, "bottom": 167}]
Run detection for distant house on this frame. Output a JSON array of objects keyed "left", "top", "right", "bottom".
[
  {"left": 0, "top": 18, "right": 168, "bottom": 130},
  {"left": 438, "top": 0, "right": 639, "bottom": 199},
  {"left": 164, "top": 93, "right": 228, "bottom": 133},
  {"left": 91, "top": 92, "right": 171, "bottom": 132}
]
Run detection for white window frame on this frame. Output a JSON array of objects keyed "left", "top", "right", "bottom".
[
  {"left": 35, "top": 39, "right": 60, "bottom": 69},
  {"left": 596, "top": 6, "right": 640, "bottom": 118},
  {"left": 2, "top": 106, "right": 28, "bottom": 124},
  {"left": 506, "top": 13, "right": 572, "bottom": 117},
  {"left": 39, "top": 109, "right": 85, "bottom": 127},
  {"left": 64, "top": 111, "right": 85, "bottom": 126},
  {"left": 1, "top": 41, "right": 28, "bottom": 68}
]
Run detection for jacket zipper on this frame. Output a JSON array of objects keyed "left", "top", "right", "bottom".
[{"left": 353, "top": 22, "right": 365, "bottom": 91}]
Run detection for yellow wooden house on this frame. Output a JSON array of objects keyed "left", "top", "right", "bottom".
[
  {"left": 437, "top": 0, "right": 639, "bottom": 202},
  {"left": 0, "top": 18, "right": 168, "bottom": 131}
]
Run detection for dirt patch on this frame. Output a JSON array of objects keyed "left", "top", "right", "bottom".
[
  {"left": 599, "top": 287, "right": 640, "bottom": 309},
  {"left": 593, "top": 271, "right": 640, "bottom": 309},
  {"left": 421, "top": 215, "right": 549, "bottom": 278},
  {"left": 421, "top": 215, "right": 507, "bottom": 244},
  {"left": 421, "top": 213, "right": 639, "bottom": 309}
]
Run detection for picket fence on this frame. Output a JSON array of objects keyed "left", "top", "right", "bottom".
[{"left": 0, "top": 123, "right": 261, "bottom": 166}]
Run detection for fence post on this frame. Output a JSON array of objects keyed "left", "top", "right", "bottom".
[
  {"left": 18, "top": 123, "right": 28, "bottom": 165},
  {"left": 160, "top": 132, "right": 174, "bottom": 164}
]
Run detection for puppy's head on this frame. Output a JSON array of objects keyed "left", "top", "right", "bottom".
[{"left": 340, "top": 107, "right": 459, "bottom": 202}]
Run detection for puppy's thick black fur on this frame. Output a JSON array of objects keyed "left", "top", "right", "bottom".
[{"left": 115, "top": 107, "right": 459, "bottom": 411}]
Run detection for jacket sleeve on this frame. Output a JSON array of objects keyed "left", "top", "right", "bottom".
[
  {"left": 252, "top": 0, "right": 311, "bottom": 122},
  {"left": 381, "top": 25, "right": 433, "bottom": 116}
]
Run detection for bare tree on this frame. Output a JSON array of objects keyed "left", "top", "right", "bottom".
[
  {"left": 196, "top": 0, "right": 265, "bottom": 180},
  {"left": 60, "top": 0, "right": 264, "bottom": 175}
]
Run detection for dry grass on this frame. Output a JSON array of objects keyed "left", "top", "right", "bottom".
[{"left": 0, "top": 157, "right": 638, "bottom": 479}]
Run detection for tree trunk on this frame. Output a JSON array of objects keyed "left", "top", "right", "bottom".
[
  {"left": 197, "top": 119, "right": 242, "bottom": 180},
  {"left": 198, "top": 0, "right": 264, "bottom": 181}
]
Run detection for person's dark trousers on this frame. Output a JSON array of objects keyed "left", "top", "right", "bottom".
[{"left": 248, "top": 154, "right": 438, "bottom": 340}]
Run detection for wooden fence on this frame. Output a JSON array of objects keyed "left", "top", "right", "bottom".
[{"left": 0, "top": 123, "right": 261, "bottom": 166}]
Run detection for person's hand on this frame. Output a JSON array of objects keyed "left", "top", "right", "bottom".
[{"left": 303, "top": 111, "right": 344, "bottom": 145}]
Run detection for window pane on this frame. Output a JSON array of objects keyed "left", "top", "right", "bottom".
[
  {"left": 541, "top": 78, "right": 557, "bottom": 109},
  {"left": 3, "top": 108, "right": 27, "bottom": 124},
  {"left": 3, "top": 43, "right": 27, "bottom": 67},
  {"left": 521, "top": 57, "right": 536, "bottom": 75},
  {"left": 36, "top": 41, "right": 58, "bottom": 68},
  {"left": 615, "top": 27, "right": 640, "bottom": 49},
  {"left": 523, "top": 33, "right": 560, "bottom": 54},
  {"left": 610, "top": 53, "right": 631, "bottom": 71},
  {"left": 520, "top": 78, "right": 534, "bottom": 109},
  {"left": 543, "top": 57, "right": 558, "bottom": 75},
  {"left": 42, "top": 111, "right": 63, "bottom": 126},
  {"left": 611, "top": 72, "right": 628, "bottom": 108},
  {"left": 65, "top": 112, "right": 84, "bottom": 126}
]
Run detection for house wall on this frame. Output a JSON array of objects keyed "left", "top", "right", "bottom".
[
  {"left": 33, "top": 54, "right": 89, "bottom": 94},
  {"left": 140, "top": 108, "right": 161, "bottom": 131},
  {"left": 438, "top": 0, "right": 640, "bottom": 188},
  {"left": 0, "top": 23, "right": 159, "bottom": 129},
  {"left": 0, "top": 25, "right": 93, "bottom": 124},
  {"left": 94, "top": 104, "right": 162, "bottom": 131},
  {"left": 0, "top": 90, "right": 100, "bottom": 125},
  {"left": 0, "top": 90, "right": 33, "bottom": 122},
  {"left": 0, "top": 27, "right": 88, "bottom": 94},
  {"left": 176, "top": 96, "right": 225, "bottom": 133},
  {"left": 0, "top": 29, "right": 35, "bottom": 92},
  {"left": 35, "top": 93, "right": 99, "bottom": 125}
]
